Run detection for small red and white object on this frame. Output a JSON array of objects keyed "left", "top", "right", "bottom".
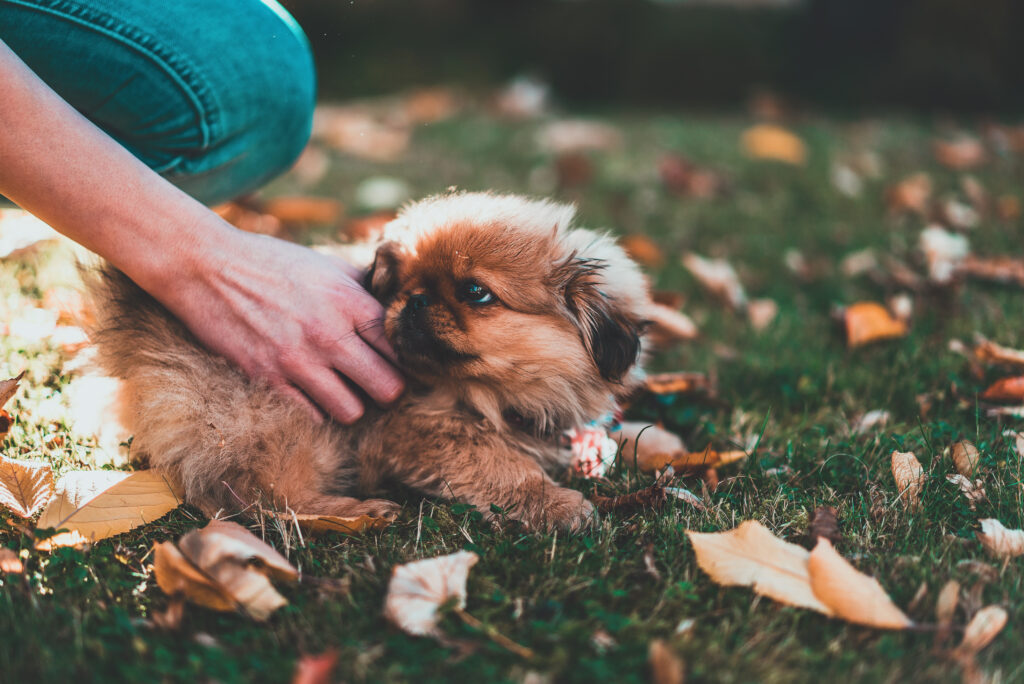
[{"left": 569, "top": 426, "right": 619, "bottom": 478}]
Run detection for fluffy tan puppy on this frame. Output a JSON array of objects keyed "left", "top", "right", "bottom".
[{"left": 85, "top": 192, "right": 652, "bottom": 531}]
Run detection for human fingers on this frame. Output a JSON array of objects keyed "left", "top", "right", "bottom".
[
  {"left": 284, "top": 361, "right": 366, "bottom": 424},
  {"left": 330, "top": 334, "right": 404, "bottom": 405}
]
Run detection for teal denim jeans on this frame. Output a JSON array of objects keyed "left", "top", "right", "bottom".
[{"left": 0, "top": 0, "right": 316, "bottom": 205}]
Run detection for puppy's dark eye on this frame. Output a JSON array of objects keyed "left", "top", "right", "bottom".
[{"left": 456, "top": 280, "right": 496, "bottom": 305}]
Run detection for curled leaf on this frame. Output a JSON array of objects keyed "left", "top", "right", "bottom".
[
  {"left": 891, "top": 451, "right": 924, "bottom": 510},
  {"left": 936, "top": 580, "right": 960, "bottom": 627},
  {"left": 0, "top": 373, "right": 23, "bottom": 410},
  {"left": 976, "top": 519, "right": 1024, "bottom": 558},
  {"left": 807, "top": 537, "right": 913, "bottom": 629},
  {"left": 980, "top": 376, "right": 1024, "bottom": 402},
  {"left": 957, "top": 606, "right": 1008, "bottom": 657},
  {"left": 383, "top": 550, "right": 479, "bottom": 636},
  {"left": 951, "top": 441, "right": 981, "bottom": 476},
  {"left": 973, "top": 336, "right": 1024, "bottom": 369},
  {"left": 644, "top": 303, "right": 699, "bottom": 345},
  {"left": 946, "top": 474, "right": 986, "bottom": 509},
  {"left": 682, "top": 253, "right": 747, "bottom": 309}
]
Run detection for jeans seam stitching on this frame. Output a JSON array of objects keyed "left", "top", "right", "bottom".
[{"left": 1, "top": 0, "right": 220, "bottom": 154}]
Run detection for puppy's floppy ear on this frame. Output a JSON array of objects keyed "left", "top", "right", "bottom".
[
  {"left": 554, "top": 255, "right": 641, "bottom": 381},
  {"left": 364, "top": 241, "right": 406, "bottom": 303}
]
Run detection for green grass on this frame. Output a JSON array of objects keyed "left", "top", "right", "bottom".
[{"left": 2, "top": 106, "right": 1023, "bottom": 683}]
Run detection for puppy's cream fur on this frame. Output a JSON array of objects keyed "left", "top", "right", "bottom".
[{"left": 86, "top": 192, "right": 651, "bottom": 530}]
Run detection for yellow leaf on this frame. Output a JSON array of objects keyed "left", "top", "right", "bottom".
[
  {"left": 957, "top": 606, "right": 1008, "bottom": 656},
  {"left": 0, "top": 456, "right": 54, "bottom": 518},
  {"left": 153, "top": 541, "right": 237, "bottom": 613},
  {"left": 383, "top": 550, "right": 479, "bottom": 636},
  {"left": 891, "top": 451, "right": 924, "bottom": 510},
  {"left": 976, "top": 519, "right": 1024, "bottom": 558},
  {"left": 36, "top": 470, "right": 183, "bottom": 549},
  {"left": 844, "top": 302, "right": 908, "bottom": 348},
  {"left": 807, "top": 538, "right": 913, "bottom": 630},
  {"left": 686, "top": 520, "right": 832, "bottom": 614},
  {"left": 741, "top": 124, "right": 807, "bottom": 165},
  {"left": 272, "top": 512, "right": 392, "bottom": 536}
]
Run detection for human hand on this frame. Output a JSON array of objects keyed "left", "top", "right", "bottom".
[{"left": 144, "top": 225, "right": 405, "bottom": 423}]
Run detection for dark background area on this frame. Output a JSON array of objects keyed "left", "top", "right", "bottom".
[{"left": 283, "top": 0, "right": 1024, "bottom": 114}]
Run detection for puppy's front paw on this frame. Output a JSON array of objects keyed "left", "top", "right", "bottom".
[{"left": 537, "top": 487, "right": 597, "bottom": 533}]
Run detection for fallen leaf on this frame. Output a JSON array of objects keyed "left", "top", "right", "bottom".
[
  {"left": 747, "top": 298, "right": 778, "bottom": 331},
  {"left": 976, "top": 519, "right": 1024, "bottom": 558},
  {"left": 807, "top": 506, "right": 841, "bottom": 547},
  {"left": 888, "top": 293, "right": 914, "bottom": 322},
  {"left": 682, "top": 253, "right": 747, "bottom": 309},
  {"left": 995, "top": 195, "right": 1021, "bottom": 221},
  {"left": 961, "top": 255, "right": 1024, "bottom": 288},
  {"left": 951, "top": 441, "right": 981, "bottom": 476},
  {"left": 620, "top": 235, "right": 665, "bottom": 269},
  {"left": 0, "top": 456, "right": 54, "bottom": 518},
  {"left": 154, "top": 520, "right": 298, "bottom": 621},
  {"left": 933, "top": 137, "right": 986, "bottom": 170},
  {"left": 669, "top": 449, "right": 747, "bottom": 472},
  {"left": 591, "top": 485, "right": 666, "bottom": 514},
  {"left": 402, "top": 87, "right": 460, "bottom": 124},
  {"left": 973, "top": 336, "right": 1024, "bottom": 369},
  {"left": 831, "top": 163, "right": 862, "bottom": 198},
  {"left": 1004, "top": 430, "right": 1024, "bottom": 459},
  {"left": 648, "top": 639, "right": 685, "bottom": 684},
  {"left": 840, "top": 248, "right": 878, "bottom": 277},
  {"left": 535, "top": 119, "right": 622, "bottom": 154},
  {"left": 312, "top": 105, "right": 410, "bottom": 162},
  {"left": 494, "top": 75, "right": 550, "bottom": 119},
  {"left": 339, "top": 211, "right": 397, "bottom": 243},
  {"left": 940, "top": 199, "right": 980, "bottom": 230},
  {"left": 936, "top": 580, "right": 960, "bottom": 627},
  {"left": 355, "top": 177, "right": 411, "bottom": 212},
  {"left": 213, "top": 201, "right": 283, "bottom": 236},
  {"left": 0, "top": 548, "right": 24, "bottom": 574},
  {"left": 263, "top": 197, "right": 343, "bottom": 225},
  {"left": 843, "top": 302, "right": 908, "bottom": 347},
  {"left": 956, "top": 606, "right": 1008, "bottom": 657},
  {"left": 741, "top": 124, "right": 807, "bottom": 165},
  {"left": 807, "top": 537, "right": 913, "bottom": 629},
  {"left": 664, "top": 487, "right": 705, "bottom": 511},
  {"left": 644, "top": 303, "right": 699, "bottom": 345},
  {"left": 36, "top": 470, "right": 183, "bottom": 549},
  {"left": 291, "top": 650, "right": 340, "bottom": 684},
  {"left": 659, "top": 154, "right": 723, "bottom": 199},
  {"left": 687, "top": 520, "right": 832, "bottom": 614},
  {"left": 980, "top": 376, "right": 1024, "bottom": 402},
  {"left": 946, "top": 474, "right": 985, "bottom": 509},
  {"left": 853, "top": 409, "right": 891, "bottom": 435},
  {"left": 554, "top": 152, "right": 593, "bottom": 188},
  {"left": 891, "top": 451, "right": 924, "bottom": 510},
  {"left": 149, "top": 596, "right": 185, "bottom": 630},
  {"left": 886, "top": 173, "right": 932, "bottom": 215},
  {"left": 0, "top": 373, "right": 23, "bottom": 410},
  {"left": 919, "top": 226, "right": 969, "bottom": 284},
  {"left": 643, "top": 372, "right": 712, "bottom": 397},
  {"left": 383, "top": 550, "right": 479, "bottom": 636},
  {"left": 271, "top": 512, "right": 392, "bottom": 536}
]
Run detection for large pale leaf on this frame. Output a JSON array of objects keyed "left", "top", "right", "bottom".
[
  {"left": 177, "top": 520, "right": 297, "bottom": 583},
  {"left": 957, "top": 606, "right": 1008, "bottom": 656},
  {"left": 36, "top": 470, "right": 183, "bottom": 548},
  {"left": 383, "top": 550, "right": 480, "bottom": 636},
  {"left": 0, "top": 456, "right": 54, "bottom": 518},
  {"left": 686, "top": 520, "right": 832, "bottom": 614},
  {"left": 807, "top": 538, "right": 913, "bottom": 629},
  {"left": 976, "top": 518, "right": 1024, "bottom": 558}
]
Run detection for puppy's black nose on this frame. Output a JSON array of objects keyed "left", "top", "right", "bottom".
[{"left": 408, "top": 293, "right": 431, "bottom": 311}]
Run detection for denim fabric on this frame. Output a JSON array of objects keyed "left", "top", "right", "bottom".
[{"left": 0, "top": 0, "right": 316, "bottom": 204}]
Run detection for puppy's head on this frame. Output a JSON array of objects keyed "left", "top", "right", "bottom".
[{"left": 366, "top": 192, "right": 649, "bottom": 431}]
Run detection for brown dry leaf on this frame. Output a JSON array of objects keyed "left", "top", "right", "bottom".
[
  {"left": 960, "top": 255, "right": 1024, "bottom": 288},
  {"left": 0, "top": 548, "right": 24, "bottom": 574},
  {"left": 973, "top": 336, "right": 1024, "bottom": 369},
  {"left": 996, "top": 195, "right": 1021, "bottom": 221},
  {"left": 946, "top": 474, "right": 986, "bottom": 509},
  {"left": 36, "top": 470, "right": 183, "bottom": 549},
  {"left": 687, "top": 520, "right": 833, "bottom": 614},
  {"left": 272, "top": 512, "right": 392, "bottom": 536},
  {"left": 886, "top": 173, "right": 932, "bottom": 215},
  {"left": 671, "top": 450, "right": 747, "bottom": 472},
  {"left": 951, "top": 441, "right": 981, "bottom": 476},
  {"left": 262, "top": 197, "right": 343, "bottom": 226},
  {"left": 741, "top": 124, "right": 807, "bottom": 165},
  {"left": 383, "top": 550, "right": 479, "bottom": 636},
  {"left": 976, "top": 519, "right": 1024, "bottom": 558},
  {"left": 644, "top": 372, "right": 712, "bottom": 397},
  {"left": 807, "top": 537, "right": 912, "bottom": 629},
  {"left": 747, "top": 298, "right": 778, "bottom": 332},
  {"left": 0, "top": 456, "right": 54, "bottom": 518},
  {"left": 0, "top": 373, "right": 23, "bottom": 410},
  {"left": 644, "top": 303, "right": 699, "bottom": 346},
  {"left": 648, "top": 639, "right": 685, "bottom": 684},
  {"left": 891, "top": 451, "right": 924, "bottom": 510},
  {"left": 980, "top": 376, "right": 1024, "bottom": 402},
  {"left": 291, "top": 650, "right": 340, "bottom": 684},
  {"left": 153, "top": 541, "right": 238, "bottom": 613},
  {"left": 620, "top": 235, "right": 665, "bottom": 269},
  {"left": 844, "top": 302, "right": 908, "bottom": 348},
  {"left": 936, "top": 580, "right": 960, "bottom": 626},
  {"left": 312, "top": 105, "right": 410, "bottom": 162},
  {"left": 933, "top": 137, "right": 986, "bottom": 170},
  {"left": 956, "top": 606, "right": 1008, "bottom": 657},
  {"left": 402, "top": 87, "right": 460, "bottom": 124},
  {"left": 682, "top": 253, "right": 747, "bottom": 309}
]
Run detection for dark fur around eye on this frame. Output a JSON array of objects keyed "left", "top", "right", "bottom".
[{"left": 455, "top": 280, "right": 497, "bottom": 305}]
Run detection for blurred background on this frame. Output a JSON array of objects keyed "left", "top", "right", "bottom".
[{"left": 284, "top": 0, "right": 1024, "bottom": 113}]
